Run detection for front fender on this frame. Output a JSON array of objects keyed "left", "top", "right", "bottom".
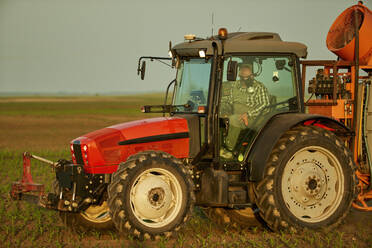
[{"left": 247, "top": 113, "right": 351, "bottom": 181}]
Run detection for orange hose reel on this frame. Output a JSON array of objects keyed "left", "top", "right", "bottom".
[{"left": 326, "top": 2, "right": 372, "bottom": 66}]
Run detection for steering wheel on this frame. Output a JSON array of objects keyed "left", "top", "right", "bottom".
[
  {"left": 183, "top": 100, "right": 195, "bottom": 111},
  {"left": 263, "top": 99, "right": 289, "bottom": 111},
  {"left": 172, "top": 100, "right": 196, "bottom": 112},
  {"left": 260, "top": 96, "right": 298, "bottom": 113}
]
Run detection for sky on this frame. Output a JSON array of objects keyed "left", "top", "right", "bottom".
[{"left": 0, "top": 0, "right": 371, "bottom": 94}]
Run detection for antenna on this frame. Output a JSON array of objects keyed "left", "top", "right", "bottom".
[{"left": 211, "top": 13, "right": 214, "bottom": 37}]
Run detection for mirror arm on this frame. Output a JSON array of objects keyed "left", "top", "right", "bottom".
[
  {"left": 137, "top": 56, "right": 172, "bottom": 74},
  {"left": 163, "top": 79, "right": 177, "bottom": 117}
]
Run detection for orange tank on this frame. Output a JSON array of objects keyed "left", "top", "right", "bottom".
[{"left": 326, "top": 2, "right": 372, "bottom": 65}]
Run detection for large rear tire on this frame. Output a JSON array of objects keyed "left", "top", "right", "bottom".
[
  {"left": 254, "top": 125, "right": 357, "bottom": 231},
  {"left": 107, "top": 151, "right": 195, "bottom": 240}
]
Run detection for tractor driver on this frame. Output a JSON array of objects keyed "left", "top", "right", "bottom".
[{"left": 220, "top": 63, "right": 271, "bottom": 159}]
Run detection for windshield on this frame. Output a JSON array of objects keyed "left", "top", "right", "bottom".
[{"left": 173, "top": 58, "right": 212, "bottom": 112}]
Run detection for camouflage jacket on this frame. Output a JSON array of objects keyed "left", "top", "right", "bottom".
[{"left": 220, "top": 79, "right": 270, "bottom": 119}]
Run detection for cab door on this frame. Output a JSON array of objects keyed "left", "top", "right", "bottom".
[{"left": 219, "top": 55, "right": 300, "bottom": 162}]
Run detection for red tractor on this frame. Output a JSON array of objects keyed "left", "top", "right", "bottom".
[{"left": 11, "top": 2, "right": 372, "bottom": 240}]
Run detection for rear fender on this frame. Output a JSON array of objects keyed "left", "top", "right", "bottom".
[{"left": 247, "top": 113, "right": 351, "bottom": 182}]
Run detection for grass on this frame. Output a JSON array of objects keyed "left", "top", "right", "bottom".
[
  {"left": 0, "top": 95, "right": 371, "bottom": 247},
  {"left": 0, "top": 94, "right": 163, "bottom": 117},
  {"left": 0, "top": 94, "right": 163, "bottom": 151}
]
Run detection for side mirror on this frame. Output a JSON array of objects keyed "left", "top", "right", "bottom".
[
  {"left": 227, "top": 60, "right": 238, "bottom": 81},
  {"left": 169, "top": 41, "right": 176, "bottom": 68},
  {"left": 140, "top": 61, "right": 146, "bottom": 80}
]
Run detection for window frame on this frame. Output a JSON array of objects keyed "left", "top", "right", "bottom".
[{"left": 172, "top": 56, "right": 214, "bottom": 115}]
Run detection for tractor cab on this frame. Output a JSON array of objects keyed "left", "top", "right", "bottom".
[{"left": 141, "top": 30, "right": 307, "bottom": 165}]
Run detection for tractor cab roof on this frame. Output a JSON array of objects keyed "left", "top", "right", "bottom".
[{"left": 172, "top": 32, "right": 308, "bottom": 58}]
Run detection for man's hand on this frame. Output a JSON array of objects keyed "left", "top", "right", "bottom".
[{"left": 239, "top": 113, "right": 249, "bottom": 126}]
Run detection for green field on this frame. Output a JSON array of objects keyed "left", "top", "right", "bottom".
[{"left": 0, "top": 95, "right": 371, "bottom": 247}]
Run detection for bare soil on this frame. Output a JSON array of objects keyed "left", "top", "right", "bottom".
[{"left": 0, "top": 115, "right": 136, "bottom": 151}]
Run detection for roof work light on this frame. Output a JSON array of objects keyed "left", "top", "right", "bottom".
[
  {"left": 184, "top": 34, "right": 196, "bottom": 41},
  {"left": 199, "top": 49, "right": 206, "bottom": 58}
]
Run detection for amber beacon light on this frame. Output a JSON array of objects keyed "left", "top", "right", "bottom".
[{"left": 218, "top": 28, "right": 228, "bottom": 40}]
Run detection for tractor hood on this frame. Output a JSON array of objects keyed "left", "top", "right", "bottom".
[{"left": 70, "top": 116, "right": 199, "bottom": 174}]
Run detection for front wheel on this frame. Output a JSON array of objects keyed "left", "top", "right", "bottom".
[
  {"left": 107, "top": 151, "right": 195, "bottom": 240},
  {"left": 59, "top": 201, "right": 113, "bottom": 231},
  {"left": 53, "top": 180, "right": 113, "bottom": 231},
  {"left": 254, "top": 125, "right": 357, "bottom": 231}
]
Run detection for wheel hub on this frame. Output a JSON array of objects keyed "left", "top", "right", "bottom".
[
  {"left": 148, "top": 187, "right": 165, "bottom": 207},
  {"left": 131, "top": 174, "right": 172, "bottom": 220},
  {"left": 289, "top": 162, "right": 327, "bottom": 206},
  {"left": 304, "top": 176, "right": 321, "bottom": 195},
  {"left": 129, "top": 168, "right": 184, "bottom": 228},
  {"left": 282, "top": 146, "right": 344, "bottom": 223},
  {"left": 307, "top": 178, "right": 318, "bottom": 190}
]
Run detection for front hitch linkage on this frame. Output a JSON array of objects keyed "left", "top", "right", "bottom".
[{"left": 10, "top": 152, "right": 59, "bottom": 205}]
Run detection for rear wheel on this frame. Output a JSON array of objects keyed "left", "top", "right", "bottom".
[
  {"left": 107, "top": 151, "right": 195, "bottom": 240},
  {"left": 254, "top": 125, "right": 357, "bottom": 231}
]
